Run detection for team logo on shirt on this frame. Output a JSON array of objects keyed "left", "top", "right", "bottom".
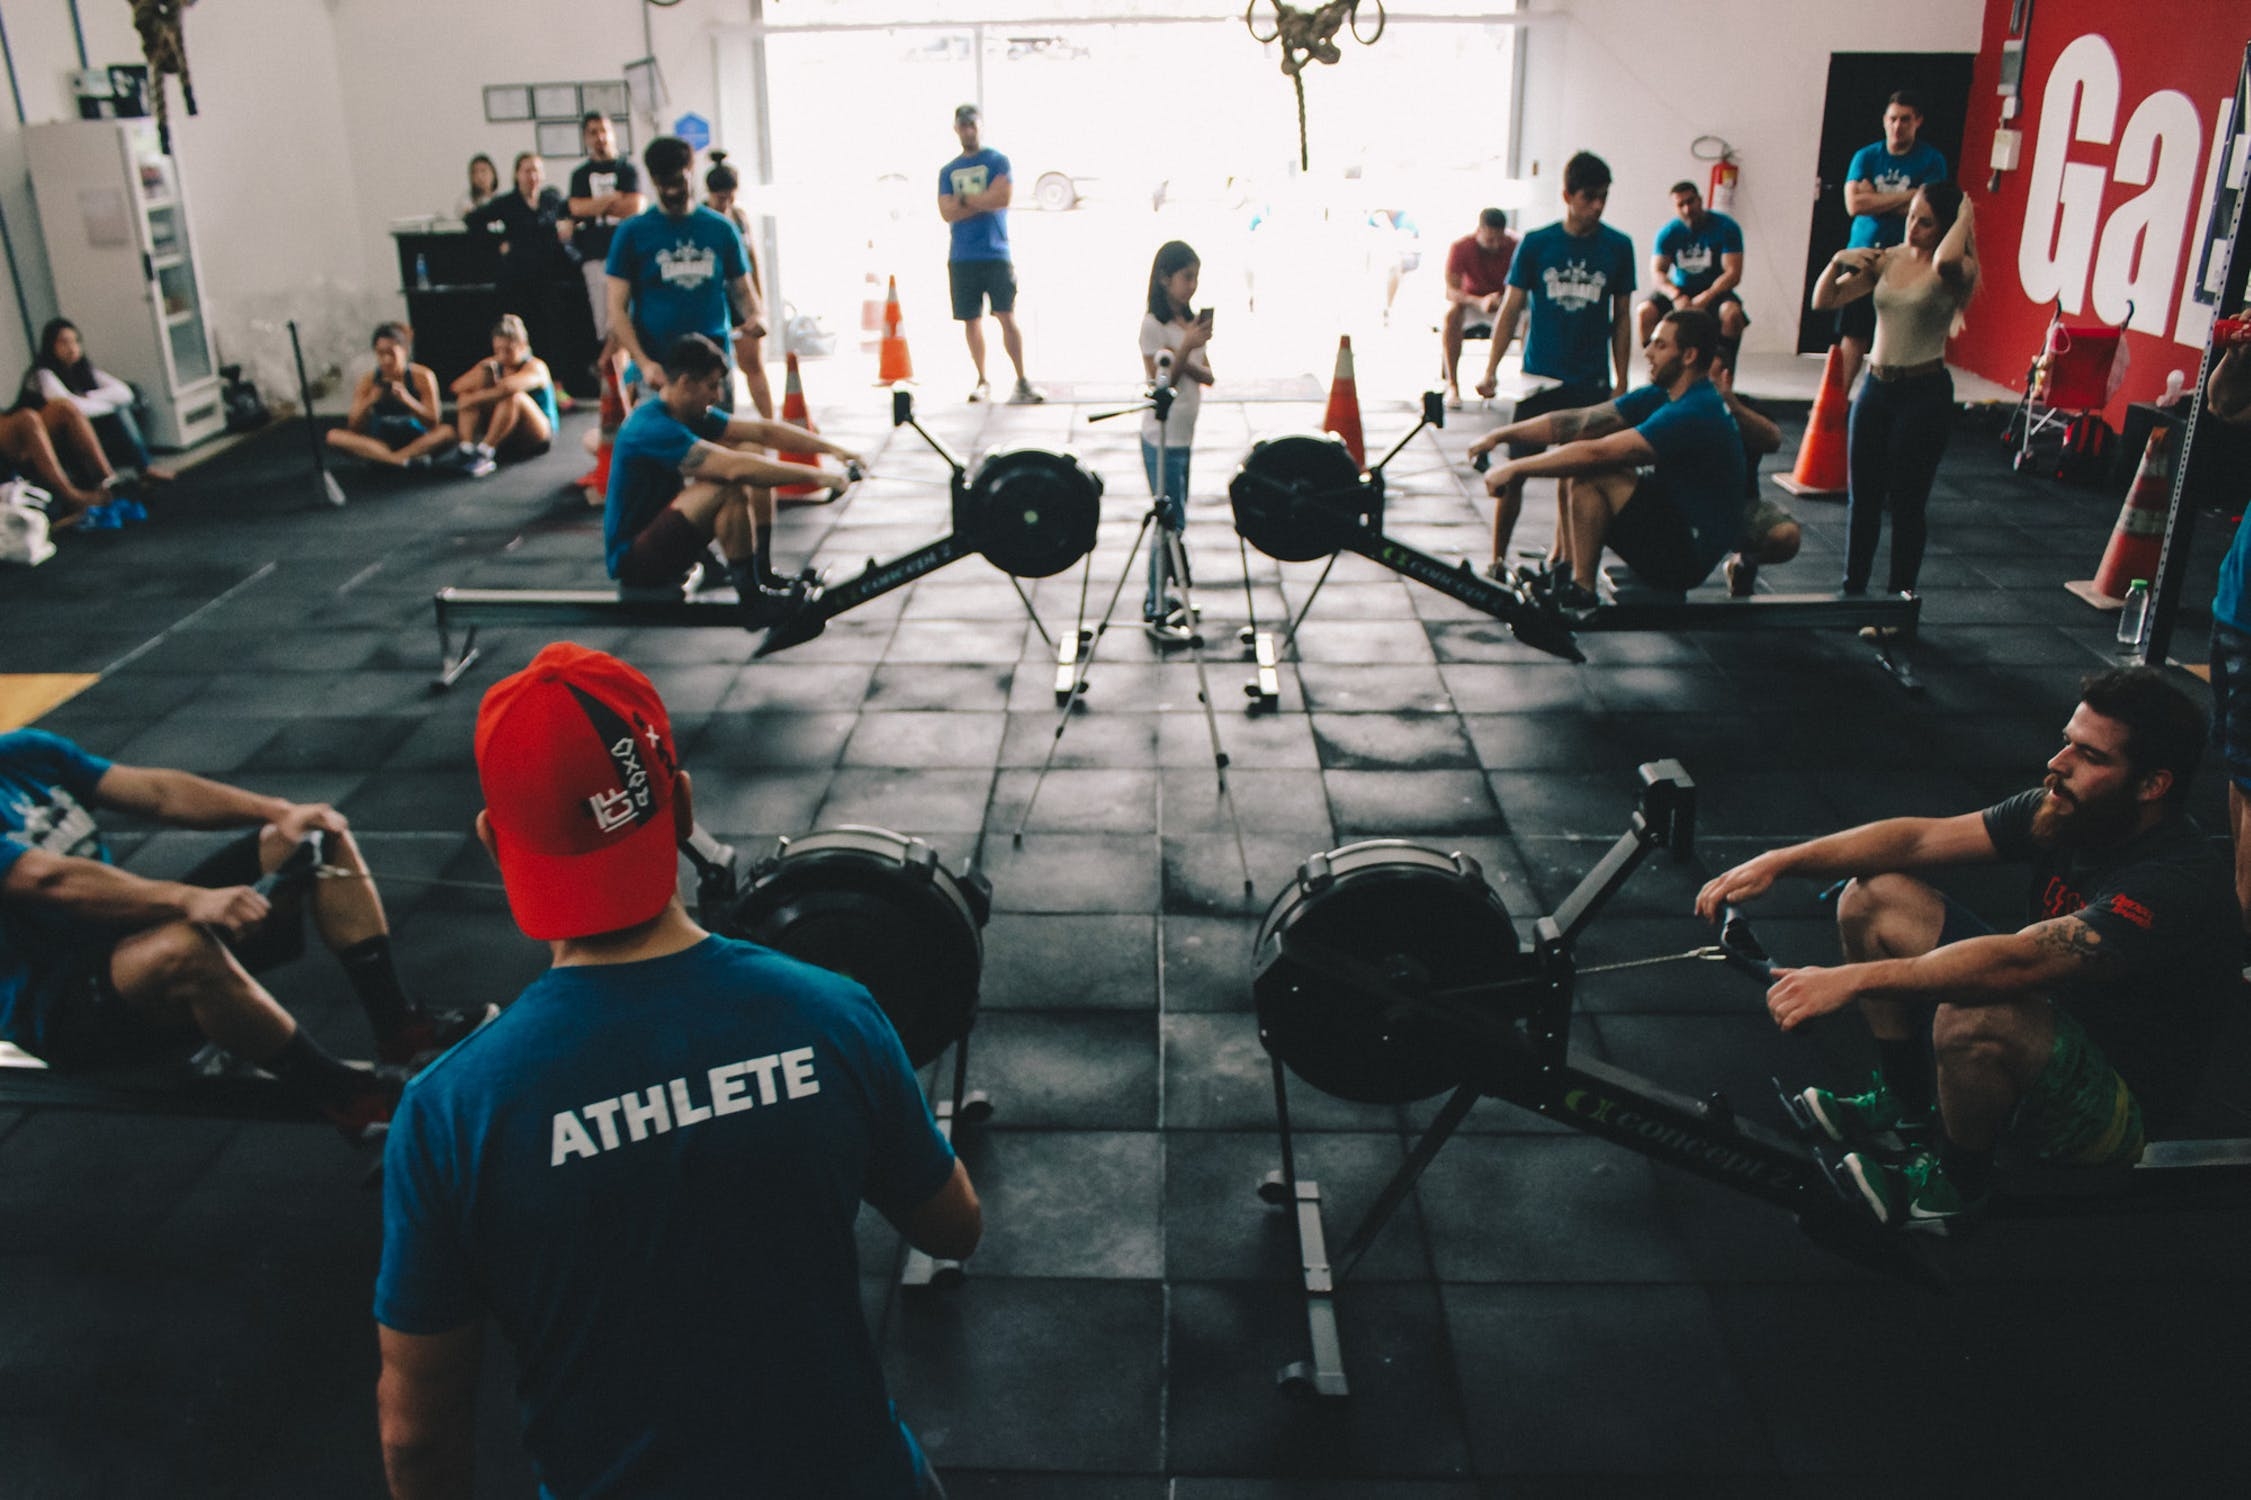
[
  {"left": 655, "top": 242, "right": 718, "bottom": 290},
  {"left": 2038, "top": 875, "right": 2087, "bottom": 919},
  {"left": 1672, "top": 242, "right": 1715, "bottom": 275},
  {"left": 1541, "top": 259, "right": 1610, "bottom": 312},
  {"left": 950, "top": 164, "right": 990, "bottom": 199},
  {"left": 2107, "top": 894, "right": 2155, "bottom": 931},
  {"left": 4, "top": 785, "right": 100, "bottom": 859},
  {"left": 1870, "top": 166, "right": 1917, "bottom": 195}
]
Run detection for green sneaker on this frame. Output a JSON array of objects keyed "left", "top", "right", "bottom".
[
  {"left": 1795, "top": 1070, "right": 1931, "bottom": 1150},
  {"left": 1841, "top": 1148, "right": 1986, "bottom": 1234}
]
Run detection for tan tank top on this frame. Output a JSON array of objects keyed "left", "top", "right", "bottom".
[{"left": 1870, "top": 262, "right": 1958, "bottom": 368}]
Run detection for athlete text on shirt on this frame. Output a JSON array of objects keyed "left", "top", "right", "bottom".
[{"left": 550, "top": 1046, "right": 821, "bottom": 1165}]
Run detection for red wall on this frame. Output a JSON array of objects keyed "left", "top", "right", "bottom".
[{"left": 1954, "top": 1, "right": 2247, "bottom": 416}]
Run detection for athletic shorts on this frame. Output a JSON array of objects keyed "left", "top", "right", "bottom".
[
  {"left": 2207, "top": 620, "right": 2251, "bottom": 792},
  {"left": 948, "top": 259, "right": 1017, "bottom": 320},
  {"left": 616, "top": 506, "right": 709, "bottom": 592},
  {"left": 31, "top": 832, "right": 308, "bottom": 1069},
  {"left": 1931, "top": 896, "right": 2145, "bottom": 1167},
  {"left": 1647, "top": 288, "right": 1747, "bottom": 324},
  {"left": 1742, "top": 495, "right": 1795, "bottom": 548},
  {"left": 1835, "top": 292, "right": 1876, "bottom": 347},
  {"left": 368, "top": 414, "right": 427, "bottom": 450},
  {"left": 1507, "top": 381, "right": 1613, "bottom": 460},
  {"left": 581, "top": 261, "right": 613, "bottom": 341},
  {"left": 1605, "top": 475, "right": 1707, "bottom": 592}
]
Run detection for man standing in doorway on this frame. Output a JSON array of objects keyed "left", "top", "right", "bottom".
[
  {"left": 1835, "top": 90, "right": 1947, "bottom": 392},
  {"left": 938, "top": 103, "right": 1043, "bottom": 404}
]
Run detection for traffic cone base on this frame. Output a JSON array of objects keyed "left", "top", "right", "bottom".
[
  {"left": 1322, "top": 335, "right": 1365, "bottom": 468},
  {"left": 2069, "top": 426, "right": 2174, "bottom": 607},
  {"left": 878, "top": 275, "right": 914, "bottom": 386},
  {"left": 1776, "top": 345, "right": 1850, "bottom": 497},
  {"left": 774, "top": 351, "right": 829, "bottom": 502}
]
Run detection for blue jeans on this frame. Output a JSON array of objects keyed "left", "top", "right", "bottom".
[
  {"left": 94, "top": 406, "right": 153, "bottom": 472},
  {"left": 1842, "top": 368, "right": 1952, "bottom": 594},
  {"left": 1141, "top": 436, "right": 1191, "bottom": 618}
]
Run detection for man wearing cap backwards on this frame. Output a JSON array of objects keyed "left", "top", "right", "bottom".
[{"left": 375, "top": 643, "right": 979, "bottom": 1499}]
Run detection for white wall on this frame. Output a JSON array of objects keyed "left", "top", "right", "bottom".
[{"left": 1517, "top": 0, "right": 1983, "bottom": 354}]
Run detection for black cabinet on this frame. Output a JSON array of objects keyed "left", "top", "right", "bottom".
[{"left": 392, "top": 229, "right": 599, "bottom": 399}]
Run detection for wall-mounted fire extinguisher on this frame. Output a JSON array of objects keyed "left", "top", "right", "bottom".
[{"left": 1694, "top": 135, "right": 1738, "bottom": 212}]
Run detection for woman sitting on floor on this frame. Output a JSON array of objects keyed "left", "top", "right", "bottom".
[
  {"left": 324, "top": 322, "right": 457, "bottom": 470},
  {"left": 444, "top": 314, "right": 557, "bottom": 478},
  {"left": 20, "top": 318, "right": 176, "bottom": 485},
  {"left": 0, "top": 401, "right": 119, "bottom": 527}
]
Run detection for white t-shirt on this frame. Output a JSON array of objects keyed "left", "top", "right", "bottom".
[{"left": 1138, "top": 312, "right": 1207, "bottom": 447}]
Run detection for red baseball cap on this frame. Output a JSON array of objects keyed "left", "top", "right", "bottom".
[{"left": 474, "top": 642, "right": 684, "bottom": 940}]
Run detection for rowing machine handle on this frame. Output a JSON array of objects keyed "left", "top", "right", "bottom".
[
  {"left": 1718, "top": 904, "right": 1774, "bottom": 982},
  {"left": 252, "top": 832, "right": 324, "bottom": 898}
]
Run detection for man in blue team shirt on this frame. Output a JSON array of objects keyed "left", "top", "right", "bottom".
[
  {"left": 939, "top": 103, "right": 1043, "bottom": 405},
  {"left": 0, "top": 732, "right": 483, "bottom": 1140},
  {"left": 1836, "top": 90, "right": 1948, "bottom": 391},
  {"left": 604, "top": 133, "right": 758, "bottom": 403},
  {"left": 1472, "top": 151, "right": 1638, "bottom": 579},
  {"left": 1637, "top": 181, "right": 1747, "bottom": 352},
  {"left": 2200, "top": 340, "right": 2251, "bottom": 954},
  {"left": 1471, "top": 307, "right": 1744, "bottom": 608},
  {"left": 604, "top": 333, "right": 860, "bottom": 624},
  {"left": 376, "top": 642, "right": 980, "bottom": 1499}
]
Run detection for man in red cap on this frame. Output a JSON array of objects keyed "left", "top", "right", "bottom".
[{"left": 374, "top": 641, "right": 978, "bottom": 1499}]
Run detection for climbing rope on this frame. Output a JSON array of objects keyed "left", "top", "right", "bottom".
[{"left": 1246, "top": 0, "right": 1387, "bottom": 169}]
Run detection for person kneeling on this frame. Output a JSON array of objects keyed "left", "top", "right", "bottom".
[
  {"left": 0, "top": 730, "right": 488, "bottom": 1142},
  {"left": 1473, "top": 308, "right": 1742, "bottom": 608},
  {"left": 1696, "top": 670, "right": 2235, "bottom": 1231},
  {"left": 603, "top": 334, "right": 860, "bottom": 625},
  {"left": 445, "top": 314, "right": 558, "bottom": 478}
]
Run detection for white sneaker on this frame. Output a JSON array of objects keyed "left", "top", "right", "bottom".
[
  {"left": 967, "top": 380, "right": 991, "bottom": 403},
  {"left": 1008, "top": 379, "right": 1046, "bottom": 405}
]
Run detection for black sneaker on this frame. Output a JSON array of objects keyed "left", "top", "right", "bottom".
[{"left": 1550, "top": 579, "right": 1600, "bottom": 611}]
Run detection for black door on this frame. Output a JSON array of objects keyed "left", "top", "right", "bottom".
[{"left": 1796, "top": 52, "right": 1977, "bottom": 352}]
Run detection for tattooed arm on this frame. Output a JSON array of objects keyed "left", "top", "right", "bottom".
[{"left": 1762, "top": 916, "right": 2117, "bottom": 1032}]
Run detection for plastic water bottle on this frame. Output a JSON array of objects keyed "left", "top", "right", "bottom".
[
  {"left": 414, "top": 254, "right": 430, "bottom": 291},
  {"left": 2116, "top": 579, "right": 2150, "bottom": 648}
]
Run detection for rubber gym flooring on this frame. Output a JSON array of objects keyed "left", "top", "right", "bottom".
[{"left": 2, "top": 389, "right": 2247, "bottom": 1495}]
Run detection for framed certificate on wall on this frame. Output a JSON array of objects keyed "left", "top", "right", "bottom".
[
  {"left": 532, "top": 83, "right": 581, "bottom": 120},
  {"left": 483, "top": 85, "right": 532, "bottom": 123}
]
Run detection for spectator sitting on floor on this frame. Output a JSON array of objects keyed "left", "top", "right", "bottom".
[
  {"left": 20, "top": 318, "right": 175, "bottom": 485},
  {"left": 325, "top": 323, "right": 458, "bottom": 471},
  {"left": 444, "top": 315, "right": 558, "bottom": 478},
  {"left": 0, "top": 400, "right": 118, "bottom": 526}
]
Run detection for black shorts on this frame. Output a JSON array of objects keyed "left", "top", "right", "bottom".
[
  {"left": 1646, "top": 288, "right": 1747, "bottom": 324},
  {"left": 616, "top": 506, "right": 711, "bottom": 592},
  {"left": 948, "top": 259, "right": 1017, "bottom": 320},
  {"left": 368, "top": 414, "right": 427, "bottom": 450},
  {"left": 1508, "top": 381, "right": 1613, "bottom": 460},
  {"left": 1835, "top": 292, "right": 1876, "bottom": 346},
  {"left": 2210, "top": 620, "right": 2251, "bottom": 792},
  {"left": 32, "top": 833, "right": 308, "bottom": 1068},
  {"left": 1605, "top": 476, "right": 1708, "bottom": 592}
]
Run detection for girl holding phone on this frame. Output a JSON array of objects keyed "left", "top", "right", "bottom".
[{"left": 1138, "top": 240, "right": 1214, "bottom": 640}]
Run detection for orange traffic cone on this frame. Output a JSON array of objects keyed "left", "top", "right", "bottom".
[
  {"left": 773, "top": 352, "right": 827, "bottom": 502},
  {"left": 1322, "top": 335, "right": 1365, "bottom": 467},
  {"left": 2066, "top": 425, "right": 2175, "bottom": 609},
  {"left": 1775, "top": 345, "right": 1850, "bottom": 497},
  {"left": 860, "top": 247, "right": 885, "bottom": 354},
  {"left": 577, "top": 360, "right": 628, "bottom": 505},
  {"left": 877, "top": 276, "right": 914, "bottom": 386}
]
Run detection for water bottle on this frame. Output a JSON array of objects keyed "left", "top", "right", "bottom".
[
  {"left": 414, "top": 253, "right": 430, "bottom": 291},
  {"left": 2116, "top": 579, "right": 2149, "bottom": 648}
]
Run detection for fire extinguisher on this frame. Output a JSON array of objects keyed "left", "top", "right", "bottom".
[{"left": 1694, "top": 135, "right": 1738, "bottom": 212}]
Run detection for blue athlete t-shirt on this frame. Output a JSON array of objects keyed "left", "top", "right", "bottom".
[
  {"left": 2217, "top": 510, "right": 2251, "bottom": 633},
  {"left": 602, "top": 399, "right": 732, "bottom": 578},
  {"left": 0, "top": 730, "right": 113, "bottom": 1056},
  {"left": 1845, "top": 141, "right": 1949, "bottom": 249},
  {"left": 1508, "top": 221, "right": 1637, "bottom": 387},
  {"left": 1614, "top": 378, "right": 1746, "bottom": 580},
  {"left": 939, "top": 148, "right": 1012, "bottom": 262},
  {"left": 376, "top": 935, "right": 957, "bottom": 1500},
  {"left": 605, "top": 206, "right": 750, "bottom": 366},
  {"left": 1653, "top": 211, "right": 1745, "bottom": 296}
]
